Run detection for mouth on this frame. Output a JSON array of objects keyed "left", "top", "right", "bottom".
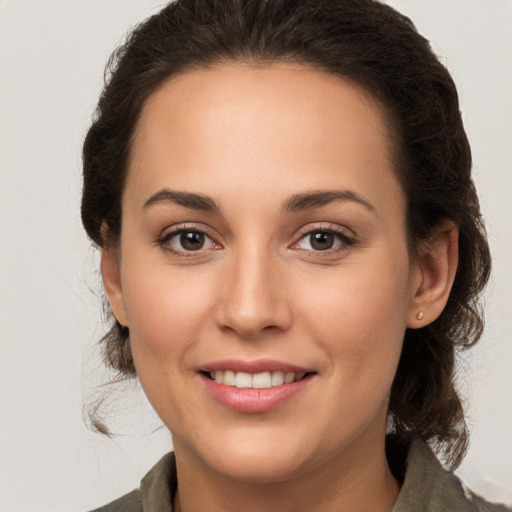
[
  {"left": 202, "top": 370, "right": 313, "bottom": 388},
  {"left": 198, "top": 360, "right": 317, "bottom": 413}
]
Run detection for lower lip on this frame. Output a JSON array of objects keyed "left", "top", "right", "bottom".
[{"left": 200, "top": 373, "right": 314, "bottom": 413}]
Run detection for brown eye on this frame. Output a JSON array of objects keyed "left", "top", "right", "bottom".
[
  {"left": 309, "top": 231, "right": 334, "bottom": 251},
  {"left": 294, "top": 228, "right": 355, "bottom": 252},
  {"left": 162, "top": 229, "right": 217, "bottom": 253},
  {"left": 180, "top": 231, "right": 205, "bottom": 251}
]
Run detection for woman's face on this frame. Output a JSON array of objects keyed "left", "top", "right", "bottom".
[{"left": 106, "top": 63, "right": 422, "bottom": 481}]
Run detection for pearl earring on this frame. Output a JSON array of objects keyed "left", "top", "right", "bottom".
[{"left": 416, "top": 311, "right": 424, "bottom": 320}]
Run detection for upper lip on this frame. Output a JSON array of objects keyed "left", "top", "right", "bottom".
[{"left": 199, "top": 358, "right": 315, "bottom": 374}]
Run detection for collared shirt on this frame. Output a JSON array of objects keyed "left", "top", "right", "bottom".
[{"left": 90, "top": 438, "right": 511, "bottom": 511}]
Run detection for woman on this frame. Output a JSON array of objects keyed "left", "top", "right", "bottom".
[{"left": 81, "top": 0, "right": 508, "bottom": 510}]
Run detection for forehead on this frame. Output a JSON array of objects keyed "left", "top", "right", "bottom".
[{"left": 127, "top": 63, "right": 404, "bottom": 216}]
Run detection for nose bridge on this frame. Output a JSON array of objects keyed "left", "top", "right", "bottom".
[{"left": 217, "top": 241, "right": 291, "bottom": 338}]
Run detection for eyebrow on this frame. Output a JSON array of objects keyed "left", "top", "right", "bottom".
[
  {"left": 143, "top": 189, "right": 222, "bottom": 213},
  {"left": 282, "top": 190, "right": 375, "bottom": 213},
  {"left": 142, "top": 188, "right": 375, "bottom": 215}
]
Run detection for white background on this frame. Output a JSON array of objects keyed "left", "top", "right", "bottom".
[{"left": 0, "top": 1, "right": 511, "bottom": 510}]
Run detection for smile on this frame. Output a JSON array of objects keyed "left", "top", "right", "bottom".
[
  {"left": 207, "top": 370, "right": 308, "bottom": 388},
  {"left": 199, "top": 361, "right": 316, "bottom": 413}
]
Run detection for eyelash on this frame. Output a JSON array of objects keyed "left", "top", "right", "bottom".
[
  {"left": 291, "top": 225, "right": 357, "bottom": 255},
  {"left": 156, "top": 224, "right": 357, "bottom": 257},
  {"left": 156, "top": 224, "right": 220, "bottom": 258}
]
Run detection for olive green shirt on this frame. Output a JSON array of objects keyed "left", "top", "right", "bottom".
[{"left": 90, "top": 438, "right": 511, "bottom": 511}]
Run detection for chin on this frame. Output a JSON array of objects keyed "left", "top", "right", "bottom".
[
  {"left": 188, "top": 425, "right": 321, "bottom": 483},
  {"left": 211, "top": 451, "right": 311, "bottom": 484},
  {"left": 212, "top": 442, "right": 359, "bottom": 485}
]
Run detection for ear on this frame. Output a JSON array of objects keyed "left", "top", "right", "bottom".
[
  {"left": 407, "top": 220, "right": 459, "bottom": 328},
  {"left": 100, "top": 225, "right": 128, "bottom": 327}
]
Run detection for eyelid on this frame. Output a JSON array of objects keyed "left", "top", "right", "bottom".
[
  {"left": 158, "top": 222, "right": 215, "bottom": 239},
  {"left": 293, "top": 222, "right": 356, "bottom": 241},
  {"left": 157, "top": 223, "right": 222, "bottom": 254},
  {"left": 289, "top": 223, "right": 357, "bottom": 252}
]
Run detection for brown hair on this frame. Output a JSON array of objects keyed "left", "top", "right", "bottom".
[{"left": 82, "top": 0, "right": 490, "bottom": 468}]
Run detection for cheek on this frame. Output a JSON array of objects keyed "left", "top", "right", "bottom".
[
  {"left": 297, "top": 254, "right": 410, "bottom": 385},
  {"left": 119, "top": 259, "right": 221, "bottom": 429},
  {"left": 120, "top": 255, "right": 217, "bottom": 370}
]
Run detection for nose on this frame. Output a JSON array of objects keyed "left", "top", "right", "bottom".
[{"left": 215, "top": 249, "right": 293, "bottom": 339}]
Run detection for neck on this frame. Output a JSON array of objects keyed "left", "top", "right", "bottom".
[{"left": 173, "top": 435, "right": 400, "bottom": 512}]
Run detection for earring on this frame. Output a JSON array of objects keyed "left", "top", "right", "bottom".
[{"left": 416, "top": 311, "right": 424, "bottom": 320}]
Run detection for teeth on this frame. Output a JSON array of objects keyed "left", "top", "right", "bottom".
[
  {"left": 224, "top": 370, "right": 235, "bottom": 386},
  {"left": 235, "top": 371, "right": 252, "bottom": 388},
  {"left": 208, "top": 370, "right": 308, "bottom": 388},
  {"left": 271, "top": 371, "right": 284, "bottom": 386},
  {"left": 253, "top": 371, "right": 271, "bottom": 389},
  {"left": 284, "top": 372, "right": 295, "bottom": 384}
]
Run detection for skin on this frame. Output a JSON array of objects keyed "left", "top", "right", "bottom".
[{"left": 102, "top": 63, "right": 458, "bottom": 512}]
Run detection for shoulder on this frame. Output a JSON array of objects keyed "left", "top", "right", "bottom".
[
  {"left": 87, "top": 452, "right": 176, "bottom": 512},
  {"left": 392, "top": 437, "right": 511, "bottom": 512}
]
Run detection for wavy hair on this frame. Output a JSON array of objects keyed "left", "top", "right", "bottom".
[{"left": 82, "top": 0, "right": 491, "bottom": 468}]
